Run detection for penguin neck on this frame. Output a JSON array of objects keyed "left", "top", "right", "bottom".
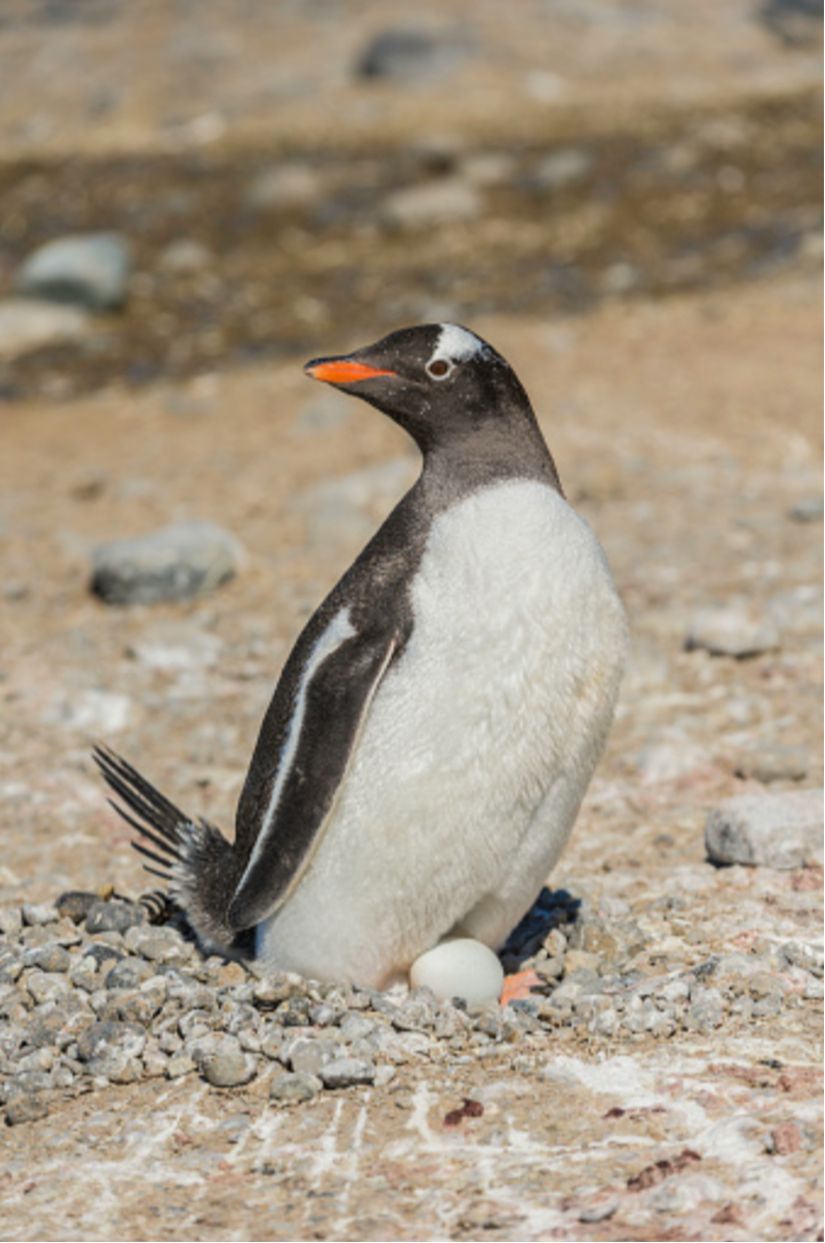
[{"left": 417, "top": 411, "right": 563, "bottom": 504}]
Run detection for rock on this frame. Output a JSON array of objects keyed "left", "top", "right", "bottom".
[
  {"left": 286, "top": 1038, "right": 341, "bottom": 1076},
  {"left": 55, "top": 892, "right": 98, "bottom": 924},
  {"left": 460, "top": 152, "right": 517, "bottom": 189},
  {"left": 355, "top": 28, "right": 466, "bottom": 82},
  {"left": 532, "top": 148, "right": 593, "bottom": 191},
  {"left": 158, "top": 239, "right": 213, "bottom": 274},
  {"left": 191, "top": 1035, "right": 256, "bottom": 1088},
  {"left": 318, "top": 1057, "right": 376, "bottom": 1089},
  {"left": 733, "top": 744, "right": 809, "bottom": 784},
  {"left": 21, "top": 904, "right": 58, "bottom": 927},
  {"left": 788, "top": 495, "right": 823, "bottom": 523},
  {"left": 380, "top": 179, "right": 482, "bottom": 230},
  {"left": 0, "top": 298, "right": 91, "bottom": 360},
  {"left": 86, "top": 900, "right": 144, "bottom": 935},
  {"left": 685, "top": 604, "right": 779, "bottom": 658},
  {"left": 15, "top": 232, "right": 131, "bottom": 311},
  {"left": 77, "top": 1020, "right": 146, "bottom": 1077},
  {"left": 22, "top": 945, "right": 71, "bottom": 973},
  {"left": 243, "top": 164, "right": 323, "bottom": 212},
  {"left": 125, "top": 926, "right": 187, "bottom": 963},
  {"left": 47, "top": 688, "right": 131, "bottom": 734},
  {"left": 0, "top": 907, "right": 23, "bottom": 937},
  {"left": 705, "top": 789, "right": 823, "bottom": 869},
  {"left": 104, "top": 958, "right": 154, "bottom": 990},
  {"left": 90, "top": 521, "right": 242, "bottom": 605},
  {"left": 6, "top": 1093, "right": 50, "bottom": 1126},
  {"left": 269, "top": 1071, "right": 322, "bottom": 1103}
]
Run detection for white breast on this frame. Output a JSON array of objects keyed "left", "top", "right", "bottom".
[{"left": 257, "top": 479, "right": 628, "bottom": 986}]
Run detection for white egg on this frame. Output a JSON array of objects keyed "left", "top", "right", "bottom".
[{"left": 409, "top": 937, "right": 504, "bottom": 1008}]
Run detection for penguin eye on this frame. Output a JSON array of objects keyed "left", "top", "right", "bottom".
[{"left": 426, "top": 358, "right": 453, "bottom": 380}]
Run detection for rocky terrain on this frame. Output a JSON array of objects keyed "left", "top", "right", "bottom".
[{"left": 0, "top": 2, "right": 822, "bottom": 1240}]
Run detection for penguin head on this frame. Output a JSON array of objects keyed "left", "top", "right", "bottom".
[{"left": 304, "top": 323, "right": 534, "bottom": 451}]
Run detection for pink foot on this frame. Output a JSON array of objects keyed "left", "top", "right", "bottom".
[{"left": 500, "top": 968, "right": 542, "bottom": 1006}]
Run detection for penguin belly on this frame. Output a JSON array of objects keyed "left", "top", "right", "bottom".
[{"left": 255, "top": 479, "right": 628, "bottom": 986}]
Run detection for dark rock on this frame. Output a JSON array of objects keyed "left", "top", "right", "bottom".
[
  {"left": 91, "top": 520, "right": 242, "bottom": 605},
  {"left": 788, "top": 495, "right": 823, "bottom": 523},
  {"left": 355, "top": 28, "right": 467, "bottom": 82},
  {"left": 104, "top": 957, "right": 155, "bottom": 990},
  {"left": 55, "top": 891, "right": 99, "bottom": 924},
  {"left": 82, "top": 943, "right": 124, "bottom": 968},
  {"left": 15, "top": 232, "right": 131, "bottom": 311},
  {"left": 319, "top": 1057, "right": 376, "bottom": 1088},
  {"left": 85, "top": 899, "right": 144, "bottom": 934}
]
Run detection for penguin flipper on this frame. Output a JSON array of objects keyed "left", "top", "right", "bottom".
[{"left": 227, "top": 618, "right": 401, "bottom": 932}]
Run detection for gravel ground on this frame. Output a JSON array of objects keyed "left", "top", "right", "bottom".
[{"left": 0, "top": 273, "right": 821, "bottom": 1240}]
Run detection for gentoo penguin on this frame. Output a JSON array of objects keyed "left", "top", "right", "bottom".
[{"left": 96, "top": 323, "right": 627, "bottom": 1003}]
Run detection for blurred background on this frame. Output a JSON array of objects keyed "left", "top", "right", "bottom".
[
  {"left": 0, "top": 0, "right": 821, "bottom": 397},
  {"left": 0, "top": 0, "right": 821, "bottom": 905}
]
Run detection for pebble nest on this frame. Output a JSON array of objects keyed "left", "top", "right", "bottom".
[{"left": 1, "top": 886, "right": 821, "bottom": 1127}]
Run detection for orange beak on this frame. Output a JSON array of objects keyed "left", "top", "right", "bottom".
[{"left": 305, "top": 359, "right": 397, "bottom": 385}]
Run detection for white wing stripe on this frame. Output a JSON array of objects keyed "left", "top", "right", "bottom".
[{"left": 236, "top": 606, "right": 356, "bottom": 890}]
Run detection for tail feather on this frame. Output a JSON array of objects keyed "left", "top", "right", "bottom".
[{"left": 93, "top": 745, "right": 238, "bottom": 953}]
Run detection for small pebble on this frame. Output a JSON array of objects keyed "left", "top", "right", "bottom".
[{"left": 270, "top": 1071, "right": 322, "bottom": 1104}]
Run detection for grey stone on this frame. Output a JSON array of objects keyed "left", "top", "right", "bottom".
[
  {"left": 380, "top": 179, "right": 482, "bottom": 230},
  {"left": 104, "top": 957, "right": 155, "bottom": 990},
  {"left": 158, "top": 239, "right": 213, "bottom": 274},
  {"left": 733, "top": 745, "right": 809, "bottom": 783},
  {"left": 192, "top": 1035, "right": 256, "bottom": 1088},
  {"left": 77, "top": 1020, "right": 146, "bottom": 1077},
  {"left": 243, "top": 164, "right": 324, "bottom": 212},
  {"left": 24, "top": 971, "right": 70, "bottom": 1005},
  {"left": 579, "top": 1199, "right": 618, "bottom": 1223},
  {"left": 6, "top": 1093, "right": 49, "bottom": 1126},
  {"left": 318, "top": 1057, "right": 375, "bottom": 1089},
  {"left": 21, "top": 903, "right": 58, "bottom": 927},
  {"left": 706, "top": 789, "right": 823, "bottom": 868},
  {"left": 0, "top": 907, "right": 23, "bottom": 937},
  {"left": 286, "top": 1038, "right": 341, "bottom": 1076},
  {"left": 688, "top": 987, "right": 725, "bottom": 1030},
  {"left": 269, "top": 1070, "right": 322, "bottom": 1103},
  {"left": 166, "top": 1054, "right": 195, "bottom": 1079},
  {"left": 685, "top": 604, "right": 779, "bottom": 658},
  {"left": 788, "top": 495, "right": 823, "bottom": 523},
  {"left": 15, "top": 232, "right": 131, "bottom": 311},
  {"left": 355, "top": 28, "right": 467, "bottom": 82},
  {"left": 125, "top": 926, "right": 187, "bottom": 963},
  {"left": 22, "top": 944, "right": 71, "bottom": 973},
  {"left": 533, "top": 148, "right": 593, "bottom": 191},
  {"left": 0, "top": 298, "right": 92, "bottom": 359},
  {"left": 85, "top": 899, "right": 144, "bottom": 935},
  {"left": 91, "top": 520, "right": 242, "bottom": 605}
]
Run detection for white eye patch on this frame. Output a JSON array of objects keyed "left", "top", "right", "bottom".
[{"left": 425, "top": 323, "right": 486, "bottom": 379}]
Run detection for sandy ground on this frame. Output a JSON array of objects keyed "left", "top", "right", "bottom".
[
  {"left": 0, "top": 272, "right": 822, "bottom": 1241},
  {"left": 0, "top": 2, "right": 822, "bottom": 1239}
]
